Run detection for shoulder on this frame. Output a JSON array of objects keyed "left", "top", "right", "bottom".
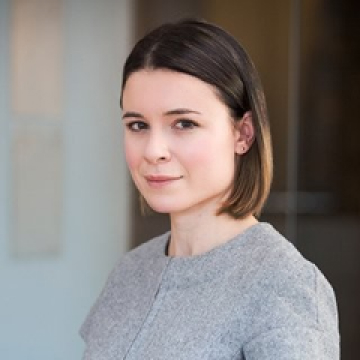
[
  {"left": 125, "top": 230, "right": 170, "bottom": 259},
  {"left": 250, "top": 223, "right": 338, "bottom": 330},
  {"left": 241, "top": 223, "right": 321, "bottom": 301},
  {"left": 256, "top": 224, "right": 318, "bottom": 294},
  {"left": 80, "top": 231, "right": 170, "bottom": 342},
  {"left": 240, "top": 223, "right": 340, "bottom": 358},
  {"left": 110, "top": 231, "right": 170, "bottom": 277},
  {"left": 249, "top": 223, "right": 329, "bottom": 288}
]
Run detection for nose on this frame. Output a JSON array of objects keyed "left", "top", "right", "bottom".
[{"left": 143, "top": 129, "right": 171, "bottom": 164}]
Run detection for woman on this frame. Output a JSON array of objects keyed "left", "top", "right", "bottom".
[{"left": 80, "top": 19, "right": 339, "bottom": 359}]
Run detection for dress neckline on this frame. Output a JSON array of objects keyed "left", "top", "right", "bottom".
[{"left": 154, "top": 222, "right": 275, "bottom": 289}]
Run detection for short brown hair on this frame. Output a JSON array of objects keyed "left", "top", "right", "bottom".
[{"left": 120, "top": 19, "right": 273, "bottom": 218}]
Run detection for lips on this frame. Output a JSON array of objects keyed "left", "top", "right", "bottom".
[{"left": 144, "top": 174, "right": 182, "bottom": 187}]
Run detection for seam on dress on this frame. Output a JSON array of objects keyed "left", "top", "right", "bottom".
[{"left": 122, "top": 257, "right": 171, "bottom": 359}]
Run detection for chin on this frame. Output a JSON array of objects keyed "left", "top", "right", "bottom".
[
  {"left": 147, "top": 203, "right": 176, "bottom": 214},
  {"left": 145, "top": 198, "right": 185, "bottom": 214}
]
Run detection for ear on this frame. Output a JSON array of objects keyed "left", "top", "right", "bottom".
[{"left": 234, "top": 111, "right": 255, "bottom": 155}]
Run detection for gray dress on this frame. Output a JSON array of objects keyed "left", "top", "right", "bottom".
[{"left": 80, "top": 223, "right": 340, "bottom": 359}]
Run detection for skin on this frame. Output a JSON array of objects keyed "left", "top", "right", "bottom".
[{"left": 122, "top": 69, "right": 257, "bottom": 257}]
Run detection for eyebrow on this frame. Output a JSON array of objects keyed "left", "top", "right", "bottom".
[
  {"left": 164, "top": 108, "right": 201, "bottom": 116},
  {"left": 122, "top": 111, "right": 143, "bottom": 119},
  {"left": 122, "top": 108, "right": 201, "bottom": 120}
]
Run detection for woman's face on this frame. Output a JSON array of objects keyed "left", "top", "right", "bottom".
[{"left": 122, "top": 69, "right": 243, "bottom": 215}]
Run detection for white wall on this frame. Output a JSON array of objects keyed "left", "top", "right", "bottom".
[{"left": 0, "top": 0, "right": 132, "bottom": 359}]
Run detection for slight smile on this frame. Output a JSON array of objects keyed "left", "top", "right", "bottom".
[{"left": 144, "top": 175, "right": 183, "bottom": 188}]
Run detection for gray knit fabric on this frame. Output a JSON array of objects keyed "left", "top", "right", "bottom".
[{"left": 80, "top": 223, "right": 340, "bottom": 359}]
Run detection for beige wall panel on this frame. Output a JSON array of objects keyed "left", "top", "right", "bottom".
[
  {"left": 11, "top": 124, "right": 63, "bottom": 256},
  {"left": 11, "top": 0, "right": 63, "bottom": 116}
]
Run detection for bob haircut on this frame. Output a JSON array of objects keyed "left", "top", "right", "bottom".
[{"left": 120, "top": 19, "right": 273, "bottom": 219}]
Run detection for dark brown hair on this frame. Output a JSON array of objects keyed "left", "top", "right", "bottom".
[{"left": 120, "top": 19, "right": 273, "bottom": 218}]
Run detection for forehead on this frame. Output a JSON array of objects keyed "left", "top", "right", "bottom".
[{"left": 122, "top": 69, "right": 224, "bottom": 113}]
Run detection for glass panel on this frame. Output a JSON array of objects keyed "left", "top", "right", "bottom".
[
  {"left": 11, "top": 0, "right": 63, "bottom": 116},
  {"left": 297, "top": 1, "right": 360, "bottom": 358}
]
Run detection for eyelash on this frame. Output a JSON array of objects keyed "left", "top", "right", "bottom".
[
  {"left": 125, "top": 119, "right": 199, "bottom": 132},
  {"left": 126, "top": 121, "right": 148, "bottom": 132},
  {"left": 174, "top": 119, "right": 199, "bottom": 130}
]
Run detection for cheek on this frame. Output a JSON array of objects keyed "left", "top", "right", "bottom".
[
  {"left": 179, "top": 136, "right": 234, "bottom": 164},
  {"left": 177, "top": 135, "right": 236, "bottom": 183},
  {"left": 178, "top": 137, "right": 210, "bottom": 164},
  {"left": 124, "top": 139, "right": 140, "bottom": 171}
]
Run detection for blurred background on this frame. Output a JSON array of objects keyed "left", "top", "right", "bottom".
[{"left": 0, "top": 0, "right": 359, "bottom": 359}]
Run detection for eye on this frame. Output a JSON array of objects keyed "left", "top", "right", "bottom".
[
  {"left": 126, "top": 121, "right": 148, "bottom": 132},
  {"left": 174, "top": 119, "right": 199, "bottom": 130}
]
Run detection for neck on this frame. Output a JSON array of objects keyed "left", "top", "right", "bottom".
[{"left": 168, "top": 202, "right": 258, "bottom": 257}]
